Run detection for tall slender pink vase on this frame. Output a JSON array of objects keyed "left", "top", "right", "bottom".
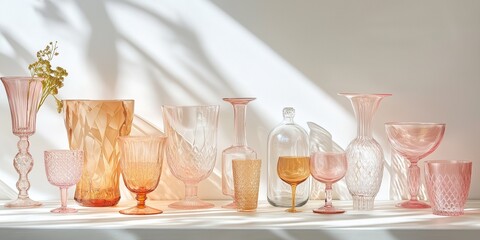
[
  {"left": 339, "top": 93, "right": 391, "bottom": 210},
  {"left": 221, "top": 98, "right": 257, "bottom": 208},
  {"left": 1, "top": 76, "right": 43, "bottom": 208}
]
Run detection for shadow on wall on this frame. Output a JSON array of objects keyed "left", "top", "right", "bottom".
[
  {"left": 0, "top": 0, "right": 264, "bottom": 200},
  {"left": 0, "top": 0, "right": 422, "bottom": 201}
]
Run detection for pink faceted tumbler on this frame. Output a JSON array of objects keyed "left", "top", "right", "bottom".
[
  {"left": 425, "top": 160, "right": 472, "bottom": 216},
  {"left": 44, "top": 150, "right": 83, "bottom": 213}
]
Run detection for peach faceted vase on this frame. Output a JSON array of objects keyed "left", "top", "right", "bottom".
[{"left": 63, "top": 100, "right": 134, "bottom": 207}]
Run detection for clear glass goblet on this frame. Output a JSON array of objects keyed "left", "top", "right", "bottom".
[
  {"left": 162, "top": 105, "right": 219, "bottom": 209},
  {"left": 118, "top": 135, "right": 166, "bottom": 215},
  {"left": 310, "top": 151, "right": 347, "bottom": 214},
  {"left": 385, "top": 122, "right": 446, "bottom": 208},
  {"left": 44, "top": 150, "right": 83, "bottom": 213}
]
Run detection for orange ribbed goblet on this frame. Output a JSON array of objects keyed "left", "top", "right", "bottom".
[{"left": 118, "top": 135, "right": 166, "bottom": 215}]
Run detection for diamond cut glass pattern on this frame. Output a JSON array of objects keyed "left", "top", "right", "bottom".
[
  {"left": 163, "top": 105, "right": 219, "bottom": 209},
  {"left": 63, "top": 100, "right": 134, "bottom": 207}
]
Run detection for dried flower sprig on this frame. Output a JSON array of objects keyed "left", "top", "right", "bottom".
[{"left": 28, "top": 41, "right": 68, "bottom": 113}]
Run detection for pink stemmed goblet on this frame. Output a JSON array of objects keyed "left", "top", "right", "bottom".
[
  {"left": 385, "top": 122, "right": 445, "bottom": 208},
  {"left": 44, "top": 150, "right": 83, "bottom": 213},
  {"left": 310, "top": 151, "right": 347, "bottom": 214},
  {"left": 162, "top": 105, "right": 219, "bottom": 209}
]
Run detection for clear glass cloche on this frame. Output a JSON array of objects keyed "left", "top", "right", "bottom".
[{"left": 267, "top": 107, "right": 310, "bottom": 207}]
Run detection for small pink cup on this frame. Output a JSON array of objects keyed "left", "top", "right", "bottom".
[{"left": 424, "top": 160, "right": 472, "bottom": 216}]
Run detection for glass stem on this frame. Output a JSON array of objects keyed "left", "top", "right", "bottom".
[
  {"left": 185, "top": 184, "right": 198, "bottom": 201},
  {"left": 136, "top": 193, "right": 147, "bottom": 209},
  {"left": 60, "top": 187, "right": 68, "bottom": 209},
  {"left": 408, "top": 162, "right": 420, "bottom": 201},
  {"left": 324, "top": 183, "right": 333, "bottom": 208},
  {"left": 16, "top": 136, "right": 32, "bottom": 199},
  {"left": 291, "top": 184, "right": 297, "bottom": 211}
]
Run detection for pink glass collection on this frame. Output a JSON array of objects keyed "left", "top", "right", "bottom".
[
  {"left": 385, "top": 122, "right": 446, "bottom": 208},
  {"left": 44, "top": 150, "right": 83, "bottom": 213},
  {"left": 0, "top": 83, "right": 474, "bottom": 218}
]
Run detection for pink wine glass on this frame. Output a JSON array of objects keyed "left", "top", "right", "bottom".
[
  {"left": 385, "top": 122, "right": 445, "bottom": 208},
  {"left": 44, "top": 150, "right": 83, "bottom": 213},
  {"left": 310, "top": 151, "right": 347, "bottom": 214}
]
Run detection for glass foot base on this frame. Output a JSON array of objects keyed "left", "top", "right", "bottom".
[
  {"left": 433, "top": 209, "right": 464, "bottom": 216},
  {"left": 4, "top": 197, "right": 42, "bottom": 208},
  {"left": 120, "top": 205, "right": 163, "bottom": 215},
  {"left": 313, "top": 206, "right": 345, "bottom": 214},
  {"left": 286, "top": 208, "right": 301, "bottom": 213},
  {"left": 352, "top": 196, "right": 374, "bottom": 210},
  {"left": 396, "top": 200, "right": 430, "bottom": 209},
  {"left": 169, "top": 199, "right": 214, "bottom": 210},
  {"left": 222, "top": 201, "right": 236, "bottom": 209},
  {"left": 51, "top": 207, "right": 78, "bottom": 213}
]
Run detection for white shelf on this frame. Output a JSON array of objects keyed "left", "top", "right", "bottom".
[{"left": 1, "top": 200, "right": 479, "bottom": 240}]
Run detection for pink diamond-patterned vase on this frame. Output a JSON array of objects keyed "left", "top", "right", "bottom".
[
  {"left": 339, "top": 93, "right": 391, "bottom": 210},
  {"left": 424, "top": 160, "right": 472, "bottom": 216}
]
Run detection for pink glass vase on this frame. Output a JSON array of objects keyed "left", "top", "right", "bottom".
[
  {"left": 1, "top": 77, "right": 43, "bottom": 208},
  {"left": 339, "top": 93, "right": 391, "bottom": 210},
  {"left": 162, "top": 105, "right": 219, "bottom": 209},
  {"left": 221, "top": 98, "right": 257, "bottom": 208},
  {"left": 385, "top": 122, "right": 446, "bottom": 208}
]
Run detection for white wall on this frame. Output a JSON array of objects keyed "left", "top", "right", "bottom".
[{"left": 0, "top": 0, "right": 478, "bottom": 201}]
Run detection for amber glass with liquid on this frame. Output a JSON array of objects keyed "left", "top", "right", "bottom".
[{"left": 277, "top": 156, "right": 310, "bottom": 212}]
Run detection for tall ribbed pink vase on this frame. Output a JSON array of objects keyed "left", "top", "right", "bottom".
[
  {"left": 1, "top": 77, "right": 43, "bottom": 208},
  {"left": 339, "top": 93, "right": 391, "bottom": 210}
]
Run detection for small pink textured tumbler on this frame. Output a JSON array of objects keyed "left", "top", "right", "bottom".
[{"left": 424, "top": 160, "right": 472, "bottom": 216}]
